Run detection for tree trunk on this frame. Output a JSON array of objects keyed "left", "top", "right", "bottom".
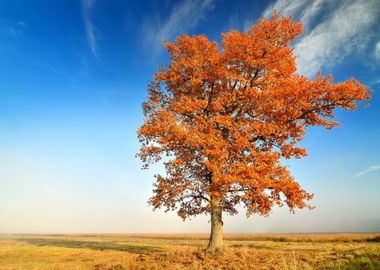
[{"left": 207, "top": 198, "right": 223, "bottom": 251}]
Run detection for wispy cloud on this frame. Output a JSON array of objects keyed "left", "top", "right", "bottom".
[
  {"left": 372, "top": 78, "right": 380, "bottom": 85},
  {"left": 355, "top": 165, "right": 380, "bottom": 177},
  {"left": 0, "top": 20, "right": 27, "bottom": 37},
  {"left": 262, "top": 0, "right": 380, "bottom": 77},
  {"left": 253, "top": 0, "right": 317, "bottom": 32},
  {"left": 375, "top": 41, "right": 380, "bottom": 60},
  {"left": 261, "top": 0, "right": 320, "bottom": 31},
  {"left": 81, "top": 0, "right": 98, "bottom": 58},
  {"left": 142, "top": 0, "right": 214, "bottom": 57}
]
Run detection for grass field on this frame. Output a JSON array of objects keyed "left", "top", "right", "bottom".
[{"left": 0, "top": 233, "right": 379, "bottom": 269}]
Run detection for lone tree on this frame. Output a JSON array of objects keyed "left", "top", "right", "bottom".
[{"left": 137, "top": 13, "right": 370, "bottom": 251}]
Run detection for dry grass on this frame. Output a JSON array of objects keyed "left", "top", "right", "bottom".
[{"left": 0, "top": 233, "right": 379, "bottom": 269}]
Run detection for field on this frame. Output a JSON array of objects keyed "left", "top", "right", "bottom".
[{"left": 0, "top": 233, "right": 379, "bottom": 270}]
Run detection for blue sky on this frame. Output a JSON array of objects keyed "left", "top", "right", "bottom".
[{"left": 0, "top": 0, "right": 379, "bottom": 234}]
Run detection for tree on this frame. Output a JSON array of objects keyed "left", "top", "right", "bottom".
[{"left": 137, "top": 13, "right": 370, "bottom": 251}]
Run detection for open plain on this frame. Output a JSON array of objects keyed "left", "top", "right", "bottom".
[{"left": 0, "top": 233, "right": 379, "bottom": 270}]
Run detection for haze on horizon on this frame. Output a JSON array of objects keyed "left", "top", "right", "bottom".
[{"left": 0, "top": 0, "right": 379, "bottom": 234}]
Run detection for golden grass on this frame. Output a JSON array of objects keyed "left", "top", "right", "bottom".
[{"left": 0, "top": 233, "right": 379, "bottom": 269}]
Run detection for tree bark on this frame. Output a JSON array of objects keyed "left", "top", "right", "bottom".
[{"left": 207, "top": 198, "right": 223, "bottom": 251}]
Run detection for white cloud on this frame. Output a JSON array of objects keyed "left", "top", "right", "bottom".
[
  {"left": 81, "top": 0, "right": 98, "bottom": 57},
  {"left": 262, "top": 0, "right": 380, "bottom": 77},
  {"left": 262, "top": 0, "right": 319, "bottom": 31},
  {"left": 375, "top": 41, "right": 380, "bottom": 60},
  {"left": 142, "top": 0, "right": 214, "bottom": 57},
  {"left": 355, "top": 165, "right": 380, "bottom": 177}
]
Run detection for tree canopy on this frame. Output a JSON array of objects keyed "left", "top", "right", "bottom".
[{"left": 138, "top": 13, "right": 370, "bottom": 224}]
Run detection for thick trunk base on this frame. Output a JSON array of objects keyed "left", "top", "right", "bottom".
[{"left": 206, "top": 199, "right": 223, "bottom": 252}]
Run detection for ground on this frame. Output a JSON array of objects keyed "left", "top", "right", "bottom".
[{"left": 0, "top": 233, "right": 379, "bottom": 269}]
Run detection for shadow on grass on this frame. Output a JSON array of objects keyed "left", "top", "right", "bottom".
[
  {"left": 18, "top": 238, "right": 161, "bottom": 254},
  {"left": 324, "top": 257, "right": 380, "bottom": 270}
]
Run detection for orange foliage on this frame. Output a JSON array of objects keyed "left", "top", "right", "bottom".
[{"left": 137, "top": 14, "right": 370, "bottom": 220}]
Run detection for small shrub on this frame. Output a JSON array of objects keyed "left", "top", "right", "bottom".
[{"left": 367, "top": 235, "right": 380, "bottom": 243}]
